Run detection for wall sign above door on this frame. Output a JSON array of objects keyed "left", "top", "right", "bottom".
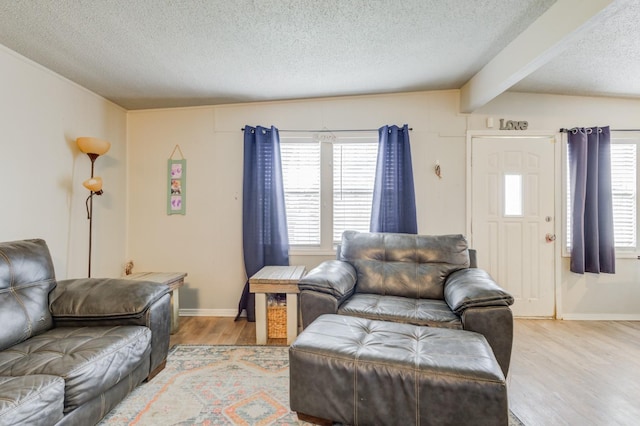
[{"left": 499, "top": 119, "right": 528, "bottom": 130}]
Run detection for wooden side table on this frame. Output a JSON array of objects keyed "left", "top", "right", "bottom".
[
  {"left": 122, "top": 272, "right": 187, "bottom": 334},
  {"left": 249, "top": 265, "right": 306, "bottom": 345}
]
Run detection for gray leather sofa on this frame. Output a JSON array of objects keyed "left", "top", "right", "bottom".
[
  {"left": 0, "top": 239, "right": 172, "bottom": 426},
  {"left": 298, "top": 231, "right": 515, "bottom": 376}
]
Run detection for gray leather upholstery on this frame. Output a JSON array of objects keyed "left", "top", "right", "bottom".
[
  {"left": 462, "top": 306, "right": 514, "bottom": 376},
  {"left": 297, "top": 260, "right": 356, "bottom": 299},
  {"left": 298, "top": 231, "right": 515, "bottom": 376},
  {"left": 299, "top": 291, "right": 341, "bottom": 331},
  {"left": 56, "top": 360, "right": 149, "bottom": 426},
  {"left": 0, "top": 326, "right": 151, "bottom": 413},
  {"left": 0, "top": 239, "right": 56, "bottom": 351},
  {"left": 0, "top": 375, "right": 64, "bottom": 426},
  {"left": 50, "top": 279, "right": 171, "bottom": 376},
  {"left": 445, "top": 268, "right": 514, "bottom": 314},
  {"left": 290, "top": 315, "right": 508, "bottom": 426},
  {"left": 338, "top": 294, "right": 462, "bottom": 328},
  {"left": 340, "top": 231, "right": 469, "bottom": 299},
  {"left": 0, "top": 239, "right": 171, "bottom": 426}
]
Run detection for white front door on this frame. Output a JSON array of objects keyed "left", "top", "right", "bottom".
[{"left": 471, "top": 136, "right": 556, "bottom": 317}]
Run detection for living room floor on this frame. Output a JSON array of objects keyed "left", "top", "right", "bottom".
[{"left": 170, "top": 318, "right": 640, "bottom": 426}]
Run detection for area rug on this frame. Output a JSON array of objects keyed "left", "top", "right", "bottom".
[{"left": 100, "top": 345, "right": 524, "bottom": 425}]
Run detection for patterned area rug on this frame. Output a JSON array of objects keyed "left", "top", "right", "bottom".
[{"left": 100, "top": 345, "right": 524, "bottom": 425}]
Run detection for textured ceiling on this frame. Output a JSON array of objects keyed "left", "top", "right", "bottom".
[
  {"left": 0, "top": 0, "right": 637, "bottom": 110},
  {"left": 513, "top": 0, "right": 640, "bottom": 98}
]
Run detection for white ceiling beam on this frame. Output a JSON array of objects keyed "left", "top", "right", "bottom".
[{"left": 459, "top": 0, "right": 616, "bottom": 113}]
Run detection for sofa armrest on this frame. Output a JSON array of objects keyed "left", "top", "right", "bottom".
[
  {"left": 444, "top": 268, "right": 514, "bottom": 315},
  {"left": 50, "top": 278, "right": 172, "bottom": 378},
  {"left": 50, "top": 278, "right": 170, "bottom": 320},
  {"left": 461, "top": 306, "right": 514, "bottom": 377},
  {"left": 298, "top": 260, "right": 357, "bottom": 301}
]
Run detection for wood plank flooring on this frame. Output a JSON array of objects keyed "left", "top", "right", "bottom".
[
  {"left": 170, "top": 317, "right": 640, "bottom": 426},
  {"left": 509, "top": 319, "right": 640, "bottom": 426}
]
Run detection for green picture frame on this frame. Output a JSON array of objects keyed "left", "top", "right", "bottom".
[{"left": 167, "top": 159, "right": 186, "bottom": 215}]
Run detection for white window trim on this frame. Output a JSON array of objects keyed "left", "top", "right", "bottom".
[{"left": 281, "top": 132, "right": 378, "bottom": 254}]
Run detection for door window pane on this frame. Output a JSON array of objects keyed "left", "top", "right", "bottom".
[{"left": 504, "top": 174, "right": 523, "bottom": 216}]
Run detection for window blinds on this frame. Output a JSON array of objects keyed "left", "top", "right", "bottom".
[
  {"left": 281, "top": 142, "right": 321, "bottom": 245},
  {"left": 332, "top": 142, "right": 378, "bottom": 244},
  {"left": 610, "top": 143, "right": 637, "bottom": 248}
]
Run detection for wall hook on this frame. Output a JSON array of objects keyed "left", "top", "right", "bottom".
[{"left": 435, "top": 161, "right": 442, "bottom": 179}]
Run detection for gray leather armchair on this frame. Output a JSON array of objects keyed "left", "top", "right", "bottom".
[
  {"left": 0, "top": 239, "right": 171, "bottom": 426},
  {"left": 298, "top": 231, "right": 515, "bottom": 376}
]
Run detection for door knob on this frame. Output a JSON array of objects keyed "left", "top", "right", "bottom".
[{"left": 545, "top": 233, "right": 556, "bottom": 243}]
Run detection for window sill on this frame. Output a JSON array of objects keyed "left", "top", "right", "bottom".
[
  {"left": 562, "top": 250, "right": 639, "bottom": 259},
  {"left": 614, "top": 251, "right": 639, "bottom": 259},
  {"left": 289, "top": 248, "right": 337, "bottom": 257}
]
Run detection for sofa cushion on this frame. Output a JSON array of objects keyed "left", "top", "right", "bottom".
[
  {"left": 338, "top": 294, "right": 463, "bottom": 329},
  {"left": 0, "top": 326, "right": 151, "bottom": 413},
  {"left": 340, "top": 231, "right": 470, "bottom": 299},
  {"left": 0, "top": 375, "right": 64, "bottom": 426},
  {"left": 0, "top": 239, "right": 56, "bottom": 351}
]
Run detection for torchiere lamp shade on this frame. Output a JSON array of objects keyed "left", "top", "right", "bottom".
[
  {"left": 83, "top": 177, "right": 103, "bottom": 193},
  {"left": 77, "top": 137, "right": 111, "bottom": 156}
]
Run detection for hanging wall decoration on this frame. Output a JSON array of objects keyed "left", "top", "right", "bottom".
[{"left": 167, "top": 145, "right": 186, "bottom": 215}]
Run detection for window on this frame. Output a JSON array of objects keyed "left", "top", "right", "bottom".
[
  {"left": 281, "top": 134, "right": 378, "bottom": 249},
  {"left": 281, "top": 141, "right": 320, "bottom": 245},
  {"left": 332, "top": 142, "right": 378, "bottom": 243},
  {"left": 610, "top": 142, "right": 637, "bottom": 249},
  {"left": 566, "top": 137, "right": 639, "bottom": 253}
]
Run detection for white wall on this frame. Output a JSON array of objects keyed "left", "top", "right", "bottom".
[
  {"left": 0, "top": 45, "right": 127, "bottom": 278},
  {"left": 5, "top": 38, "right": 636, "bottom": 319},
  {"left": 472, "top": 91, "right": 640, "bottom": 319},
  {"left": 127, "top": 91, "right": 468, "bottom": 314},
  {"left": 128, "top": 90, "right": 640, "bottom": 319}
]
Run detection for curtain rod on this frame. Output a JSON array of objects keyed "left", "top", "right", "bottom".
[
  {"left": 241, "top": 128, "right": 413, "bottom": 132},
  {"left": 559, "top": 127, "right": 640, "bottom": 133}
]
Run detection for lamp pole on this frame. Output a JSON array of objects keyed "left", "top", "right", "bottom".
[
  {"left": 88, "top": 196, "right": 93, "bottom": 278},
  {"left": 87, "top": 154, "right": 98, "bottom": 278},
  {"left": 77, "top": 137, "right": 110, "bottom": 278}
]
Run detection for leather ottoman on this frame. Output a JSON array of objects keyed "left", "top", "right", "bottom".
[{"left": 289, "top": 314, "right": 508, "bottom": 426}]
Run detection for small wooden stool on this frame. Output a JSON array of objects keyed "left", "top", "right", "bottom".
[{"left": 249, "top": 265, "right": 305, "bottom": 345}]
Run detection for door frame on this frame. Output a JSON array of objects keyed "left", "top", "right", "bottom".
[{"left": 466, "top": 130, "right": 563, "bottom": 319}]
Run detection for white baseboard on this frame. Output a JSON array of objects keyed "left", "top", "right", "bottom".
[
  {"left": 180, "top": 310, "right": 640, "bottom": 321},
  {"left": 561, "top": 313, "right": 640, "bottom": 321},
  {"left": 179, "top": 309, "right": 244, "bottom": 317}
]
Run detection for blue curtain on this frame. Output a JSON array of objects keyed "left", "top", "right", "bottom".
[
  {"left": 568, "top": 126, "right": 615, "bottom": 274},
  {"left": 236, "top": 125, "right": 289, "bottom": 321},
  {"left": 370, "top": 124, "right": 417, "bottom": 234}
]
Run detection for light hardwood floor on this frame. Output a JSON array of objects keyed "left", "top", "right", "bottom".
[{"left": 170, "top": 318, "right": 640, "bottom": 426}]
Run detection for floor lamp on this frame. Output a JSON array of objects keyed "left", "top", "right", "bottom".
[{"left": 77, "top": 137, "right": 110, "bottom": 278}]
